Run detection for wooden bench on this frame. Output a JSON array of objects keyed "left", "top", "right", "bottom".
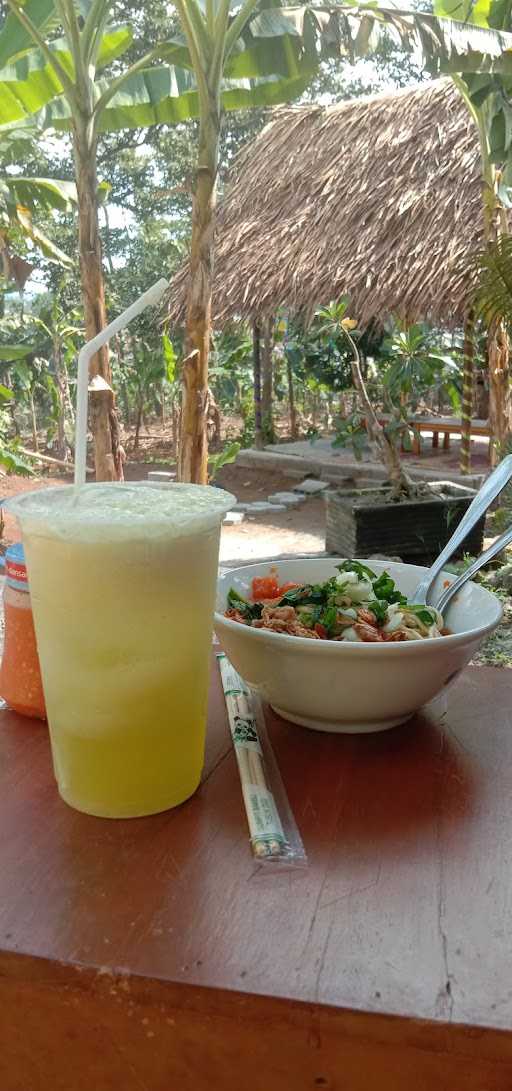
[{"left": 377, "top": 415, "right": 491, "bottom": 456}]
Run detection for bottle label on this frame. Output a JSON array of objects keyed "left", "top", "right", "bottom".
[{"left": 5, "top": 558, "right": 28, "bottom": 592}]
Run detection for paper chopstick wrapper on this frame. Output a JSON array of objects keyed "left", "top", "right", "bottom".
[{"left": 218, "top": 655, "right": 285, "bottom": 856}]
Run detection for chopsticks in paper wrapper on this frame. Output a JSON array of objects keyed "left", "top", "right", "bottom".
[{"left": 218, "top": 654, "right": 307, "bottom": 868}]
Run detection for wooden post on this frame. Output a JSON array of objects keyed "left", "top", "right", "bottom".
[
  {"left": 261, "top": 317, "right": 275, "bottom": 445},
  {"left": 252, "top": 321, "right": 263, "bottom": 451},
  {"left": 488, "top": 317, "right": 512, "bottom": 466},
  {"left": 286, "top": 353, "right": 298, "bottom": 439},
  {"left": 460, "top": 310, "right": 475, "bottom": 475}
]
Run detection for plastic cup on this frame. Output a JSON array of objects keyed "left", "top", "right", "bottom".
[{"left": 7, "top": 482, "right": 234, "bottom": 818}]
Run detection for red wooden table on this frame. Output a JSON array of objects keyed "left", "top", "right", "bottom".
[{"left": 1, "top": 660, "right": 512, "bottom": 1090}]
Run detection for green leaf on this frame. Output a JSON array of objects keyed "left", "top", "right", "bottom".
[
  {"left": 162, "top": 332, "right": 177, "bottom": 383},
  {"left": 208, "top": 440, "right": 241, "bottom": 477},
  {"left": 3, "top": 175, "right": 76, "bottom": 211},
  {"left": 0, "top": 343, "right": 33, "bottom": 361},
  {"left": 0, "top": 26, "right": 134, "bottom": 125},
  {"left": 475, "top": 235, "right": 512, "bottom": 326},
  {"left": 226, "top": 587, "right": 262, "bottom": 621},
  {"left": 372, "top": 571, "right": 407, "bottom": 605},
  {"left": 433, "top": 0, "right": 494, "bottom": 28},
  {"left": 3, "top": 7, "right": 512, "bottom": 135},
  {"left": 407, "top": 604, "right": 438, "bottom": 625},
  {"left": 337, "top": 559, "right": 377, "bottom": 580},
  {"left": 0, "top": 442, "right": 35, "bottom": 475},
  {"left": 0, "top": 0, "right": 58, "bottom": 69},
  {"left": 0, "top": 382, "right": 14, "bottom": 398},
  {"left": 15, "top": 204, "right": 73, "bottom": 265},
  {"left": 367, "top": 599, "right": 389, "bottom": 625},
  {"left": 320, "top": 603, "right": 339, "bottom": 635}
]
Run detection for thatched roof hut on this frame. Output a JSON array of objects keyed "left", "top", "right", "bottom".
[{"left": 167, "top": 78, "right": 483, "bottom": 329}]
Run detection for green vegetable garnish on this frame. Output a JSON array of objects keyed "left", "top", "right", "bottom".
[
  {"left": 278, "top": 577, "right": 337, "bottom": 608},
  {"left": 366, "top": 599, "right": 389, "bottom": 625},
  {"left": 406, "top": 604, "right": 437, "bottom": 626},
  {"left": 337, "top": 560, "right": 376, "bottom": 581},
  {"left": 225, "top": 565, "right": 443, "bottom": 640},
  {"left": 320, "top": 604, "right": 339, "bottom": 636},
  {"left": 227, "top": 588, "right": 263, "bottom": 622},
  {"left": 371, "top": 571, "right": 407, "bottom": 606},
  {"left": 297, "top": 606, "right": 321, "bottom": 628}
]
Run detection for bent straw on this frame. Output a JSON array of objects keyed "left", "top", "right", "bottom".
[{"left": 74, "top": 278, "right": 169, "bottom": 487}]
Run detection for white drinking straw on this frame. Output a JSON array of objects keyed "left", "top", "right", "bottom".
[{"left": 74, "top": 278, "right": 169, "bottom": 487}]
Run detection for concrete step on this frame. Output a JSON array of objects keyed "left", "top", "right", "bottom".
[{"left": 235, "top": 447, "right": 484, "bottom": 491}]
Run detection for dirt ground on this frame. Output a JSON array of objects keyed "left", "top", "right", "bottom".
[
  {"left": 2, "top": 450, "right": 511, "bottom": 666},
  {"left": 0, "top": 461, "right": 327, "bottom": 563}
]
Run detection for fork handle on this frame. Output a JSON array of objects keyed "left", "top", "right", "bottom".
[
  {"left": 413, "top": 455, "right": 512, "bottom": 604},
  {"left": 435, "top": 521, "right": 512, "bottom": 615}
]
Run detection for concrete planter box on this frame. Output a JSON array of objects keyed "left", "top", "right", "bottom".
[{"left": 325, "top": 482, "right": 484, "bottom": 564}]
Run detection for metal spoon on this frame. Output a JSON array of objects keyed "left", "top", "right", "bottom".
[
  {"left": 435, "top": 522, "right": 512, "bottom": 616},
  {"left": 411, "top": 454, "right": 512, "bottom": 605}
]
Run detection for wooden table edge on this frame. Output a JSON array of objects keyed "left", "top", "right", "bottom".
[{"left": 3, "top": 948, "right": 512, "bottom": 1070}]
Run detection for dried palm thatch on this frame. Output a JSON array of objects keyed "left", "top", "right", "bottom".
[{"left": 167, "top": 78, "right": 483, "bottom": 329}]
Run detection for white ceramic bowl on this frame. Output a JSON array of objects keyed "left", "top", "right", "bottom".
[{"left": 215, "top": 558, "right": 502, "bottom": 733}]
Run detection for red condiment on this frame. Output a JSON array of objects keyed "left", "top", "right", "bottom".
[
  {"left": 251, "top": 576, "right": 300, "bottom": 602},
  {"left": 0, "top": 543, "right": 46, "bottom": 720}
]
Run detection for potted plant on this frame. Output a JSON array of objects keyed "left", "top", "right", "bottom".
[{"left": 318, "top": 304, "right": 485, "bottom": 563}]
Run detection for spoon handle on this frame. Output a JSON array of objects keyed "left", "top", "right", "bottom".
[
  {"left": 411, "top": 455, "right": 512, "bottom": 605},
  {"left": 435, "top": 523, "right": 512, "bottom": 616}
]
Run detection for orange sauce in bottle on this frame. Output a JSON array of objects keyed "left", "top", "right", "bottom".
[{"left": 0, "top": 543, "right": 46, "bottom": 720}]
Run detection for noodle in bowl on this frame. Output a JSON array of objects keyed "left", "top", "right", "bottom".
[{"left": 215, "top": 558, "right": 502, "bottom": 733}]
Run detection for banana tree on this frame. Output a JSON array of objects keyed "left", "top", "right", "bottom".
[
  {"left": 0, "top": 120, "right": 77, "bottom": 293},
  {"left": 166, "top": 2, "right": 512, "bottom": 482},
  {"left": 0, "top": 0, "right": 326, "bottom": 478},
  {"left": 0, "top": 3, "right": 189, "bottom": 479},
  {"left": 2, "top": 2, "right": 512, "bottom": 482},
  {"left": 474, "top": 234, "right": 512, "bottom": 450},
  {"left": 433, "top": 0, "right": 512, "bottom": 468},
  {"left": 0, "top": 332, "right": 50, "bottom": 468},
  {"left": 29, "top": 298, "right": 83, "bottom": 459}
]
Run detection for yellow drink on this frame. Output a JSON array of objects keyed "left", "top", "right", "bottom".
[{"left": 10, "top": 483, "right": 233, "bottom": 817}]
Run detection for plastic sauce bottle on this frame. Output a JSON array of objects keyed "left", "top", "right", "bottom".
[{"left": 0, "top": 543, "right": 46, "bottom": 720}]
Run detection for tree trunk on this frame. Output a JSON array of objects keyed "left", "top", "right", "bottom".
[
  {"left": 103, "top": 204, "right": 115, "bottom": 276},
  {"left": 134, "top": 393, "right": 143, "bottom": 449},
  {"left": 261, "top": 317, "right": 275, "bottom": 445},
  {"left": 206, "top": 387, "right": 222, "bottom": 447},
  {"left": 345, "top": 330, "right": 412, "bottom": 496},
  {"left": 29, "top": 391, "right": 38, "bottom": 452},
  {"left": 172, "top": 398, "right": 179, "bottom": 461},
  {"left": 52, "top": 336, "right": 69, "bottom": 462},
  {"left": 460, "top": 311, "right": 475, "bottom": 475},
  {"left": 73, "top": 122, "right": 120, "bottom": 482},
  {"left": 286, "top": 353, "right": 298, "bottom": 439},
  {"left": 252, "top": 321, "right": 263, "bottom": 450},
  {"left": 487, "top": 318, "right": 512, "bottom": 466},
  {"left": 178, "top": 106, "right": 219, "bottom": 483},
  {"left": 161, "top": 380, "right": 166, "bottom": 426}
]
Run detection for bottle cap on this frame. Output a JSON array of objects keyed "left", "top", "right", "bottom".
[{"left": 5, "top": 542, "right": 28, "bottom": 592}]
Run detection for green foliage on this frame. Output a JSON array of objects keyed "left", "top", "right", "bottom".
[
  {"left": 474, "top": 234, "right": 512, "bottom": 327},
  {"left": 0, "top": 382, "right": 33, "bottom": 473},
  {"left": 162, "top": 332, "right": 178, "bottom": 384},
  {"left": 208, "top": 440, "right": 241, "bottom": 481},
  {"left": 380, "top": 319, "right": 462, "bottom": 410},
  {"left": 0, "top": 0, "right": 506, "bottom": 473},
  {"left": 434, "top": 0, "right": 512, "bottom": 167},
  {"left": 1, "top": 2, "right": 512, "bottom": 134},
  {"left": 332, "top": 410, "right": 371, "bottom": 460},
  {"left": 0, "top": 120, "right": 77, "bottom": 273}
]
